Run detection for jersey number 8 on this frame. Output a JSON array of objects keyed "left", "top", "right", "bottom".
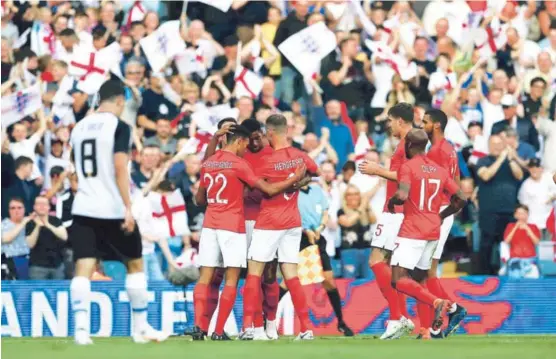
[
  {"left": 80, "top": 139, "right": 98, "bottom": 177},
  {"left": 204, "top": 173, "right": 228, "bottom": 204}
]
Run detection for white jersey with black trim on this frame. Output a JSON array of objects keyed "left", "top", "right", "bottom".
[{"left": 71, "top": 112, "right": 131, "bottom": 219}]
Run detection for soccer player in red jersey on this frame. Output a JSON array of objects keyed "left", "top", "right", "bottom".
[
  {"left": 242, "top": 119, "right": 281, "bottom": 340},
  {"left": 193, "top": 125, "right": 305, "bottom": 340},
  {"left": 240, "top": 114, "right": 319, "bottom": 341},
  {"left": 422, "top": 109, "right": 468, "bottom": 338},
  {"left": 387, "top": 129, "right": 465, "bottom": 339},
  {"left": 358, "top": 103, "right": 415, "bottom": 339}
]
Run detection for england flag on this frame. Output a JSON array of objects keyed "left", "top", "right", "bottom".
[
  {"left": 1, "top": 84, "right": 42, "bottom": 129},
  {"left": 354, "top": 132, "right": 372, "bottom": 165},
  {"left": 30, "top": 22, "right": 56, "bottom": 57},
  {"left": 174, "top": 47, "right": 207, "bottom": 76},
  {"left": 234, "top": 65, "right": 263, "bottom": 99},
  {"left": 149, "top": 190, "right": 190, "bottom": 239},
  {"left": 365, "top": 40, "right": 417, "bottom": 81},
  {"left": 278, "top": 22, "right": 336, "bottom": 83},
  {"left": 475, "top": 17, "right": 507, "bottom": 59},
  {"left": 68, "top": 42, "right": 122, "bottom": 94},
  {"left": 140, "top": 20, "right": 186, "bottom": 73}
]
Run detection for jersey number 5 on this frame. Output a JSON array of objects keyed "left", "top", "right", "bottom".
[
  {"left": 80, "top": 139, "right": 98, "bottom": 177},
  {"left": 418, "top": 178, "right": 440, "bottom": 211},
  {"left": 204, "top": 173, "right": 228, "bottom": 204}
]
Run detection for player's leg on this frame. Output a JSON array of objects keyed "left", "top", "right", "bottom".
[
  {"left": 261, "top": 260, "right": 280, "bottom": 339},
  {"left": 278, "top": 228, "right": 312, "bottom": 340},
  {"left": 242, "top": 229, "right": 278, "bottom": 339},
  {"left": 318, "top": 237, "right": 353, "bottom": 336},
  {"left": 211, "top": 230, "right": 247, "bottom": 340},
  {"left": 205, "top": 268, "right": 225, "bottom": 329},
  {"left": 193, "top": 228, "right": 223, "bottom": 339},
  {"left": 391, "top": 239, "right": 450, "bottom": 332},
  {"left": 426, "top": 213, "right": 467, "bottom": 336},
  {"left": 69, "top": 216, "right": 98, "bottom": 345}
]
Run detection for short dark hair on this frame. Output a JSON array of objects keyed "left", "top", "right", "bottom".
[
  {"left": 155, "top": 115, "right": 170, "bottom": 123},
  {"left": 339, "top": 37, "right": 355, "bottom": 50},
  {"left": 226, "top": 124, "right": 250, "bottom": 143},
  {"left": 242, "top": 119, "right": 262, "bottom": 134},
  {"left": 265, "top": 114, "right": 287, "bottom": 133},
  {"left": 49, "top": 165, "right": 65, "bottom": 178},
  {"left": 156, "top": 180, "right": 175, "bottom": 192},
  {"left": 130, "top": 21, "right": 145, "bottom": 30},
  {"left": 530, "top": 77, "right": 547, "bottom": 88},
  {"left": 515, "top": 204, "right": 529, "bottom": 213},
  {"left": 217, "top": 117, "right": 236, "bottom": 129},
  {"left": 92, "top": 26, "right": 107, "bottom": 40},
  {"left": 14, "top": 156, "right": 33, "bottom": 170},
  {"left": 98, "top": 80, "right": 125, "bottom": 103},
  {"left": 436, "top": 52, "right": 451, "bottom": 63},
  {"left": 468, "top": 121, "right": 483, "bottom": 129},
  {"left": 14, "top": 47, "right": 37, "bottom": 63},
  {"left": 388, "top": 103, "right": 414, "bottom": 123},
  {"left": 59, "top": 28, "right": 77, "bottom": 38},
  {"left": 257, "top": 104, "right": 273, "bottom": 112},
  {"left": 342, "top": 160, "right": 356, "bottom": 173},
  {"left": 425, "top": 108, "right": 448, "bottom": 131},
  {"left": 9, "top": 197, "right": 25, "bottom": 206}
]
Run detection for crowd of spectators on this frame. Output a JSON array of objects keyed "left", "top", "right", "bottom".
[{"left": 1, "top": 0, "right": 555, "bottom": 281}]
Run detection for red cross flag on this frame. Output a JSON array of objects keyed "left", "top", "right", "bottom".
[
  {"left": 150, "top": 190, "right": 190, "bottom": 238},
  {"left": 354, "top": 132, "right": 373, "bottom": 165},
  {"left": 234, "top": 65, "right": 263, "bottom": 99},
  {"left": 475, "top": 17, "right": 507, "bottom": 59},
  {"left": 30, "top": 22, "right": 56, "bottom": 57},
  {"left": 174, "top": 47, "right": 207, "bottom": 76},
  {"left": 277, "top": 22, "right": 336, "bottom": 85},
  {"left": 126, "top": 1, "right": 146, "bottom": 28},
  {"left": 193, "top": 0, "right": 233, "bottom": 13},
  {"left": 69, "top": 42, "right": 122, "bottom": 94},
  {"left": 365, "top": 39, "right": 417, "bottom": 81},
  {"left": 1, "top": 84, "right": 42, "bottom": 129},
  {"left": 140, "top": 20, "right": 186, "bottom": 73}
]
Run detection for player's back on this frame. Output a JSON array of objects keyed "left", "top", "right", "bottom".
[
  {"left": 427, "top": 139, "right": 459, "bottom": 206},
  {"left": 71, "top": 112, "right": 129, "bottom": 219},
  {"left": 384, "top": 138, "right": 406, "bottom": 213},
  {"left": 244, "top": 146, "right": 274, "bottom": 221},
  {"left": 398, "top": 155, "right": 457, "bottom": 240},
  {"left": 255, "top": 147, "right": 318, "bottom": 230},
  {"left": 201, "top": 150, "right": 258, "bottom": 233}
]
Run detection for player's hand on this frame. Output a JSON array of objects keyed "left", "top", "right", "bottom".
[
  {"left": 215, "top": 122, "right": 236, "bottom": 138},
  {"left": 122, "top": 208, "right": 136, "bottom": 235},
  {"left": 320, "top": 127, "right": 330, "bottom": 144},
  {"left": 387, "top": 198, "right": 396, "bottom": 214},
  {"left": 294, "top": 163, "right": 307, "bottom": 182},
  {"left": 358, "top": 160, "right": 380, "bottom": 176},
  {"left": 191, "top": 232, "right": 201, "bottom": 242}
]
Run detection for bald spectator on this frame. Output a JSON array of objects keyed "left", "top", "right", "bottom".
[
  {"left": 476, "top": 135, "right": 524, "bottom": 274},
  {"left": 431, "top": 18, "right": 449, "bottom": 42},
  {"left": 497, "top": 27, "right": 541, "bottom": 77}
]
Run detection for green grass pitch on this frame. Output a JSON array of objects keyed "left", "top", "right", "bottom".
[{"left": 2, "top": 336, "right": 556, "bottom": 359}]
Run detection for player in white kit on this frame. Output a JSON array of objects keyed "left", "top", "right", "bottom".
[{"left": 69, "top": 80, "right": 168, "bottom": 345}]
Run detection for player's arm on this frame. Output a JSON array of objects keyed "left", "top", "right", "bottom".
[
  {"left": 387, "top": 182, "right": 410, "bottom": 213},
  {"left": 358, "top": 160, "right": 397, "bottom": 181},
  {"left": 292, "top": 175, "right": 312, "bottom": 189},
  {"left": 439, "top": 177, "right": 466, "bottom": 220},
  {"left": 477, "top": 149, "right": 508, "bottom": 182},
  {"left": 113, "top": 122, "right": 134, "bottom": 229},
  {"left": 201, "top": 122, "right": 236, "bottom": 162},
  {"left": 253, "top": 164, "right": 307, "bottom": 197},
  {"left": 195, "top": 170, "right": 208, "bottom": 206}
]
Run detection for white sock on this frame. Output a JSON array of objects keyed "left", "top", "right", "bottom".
[
  {"left": 70, "top": 276, "right": 91, "bottom": 338},
  {"left": 126, "top": 272, "right": 149, "bottom": 334},
  {"left": 449, "top": 302, "right": 457, "bottom": 314}
]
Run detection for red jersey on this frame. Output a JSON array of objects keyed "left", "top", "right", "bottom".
[
  {"left": 200, "top": 150, "right": 260, "bottom": 233},
  {"left": 504, "top": 223, "right": 540, "bottom": 259},
  {"left": 427, "top": 138, "right": 460, "bottom": 206},
  {"left": 383, "top": 138, "right": 406, "bottom": 213},
  {"left": 255, "top": 147, "right": 318, "bottom": 230},
  {"left": 244, "top": 146, "right": 274, "bottom": 221},
  {"left": 397, "top": 155, "right": 460, "bottom": 240}
]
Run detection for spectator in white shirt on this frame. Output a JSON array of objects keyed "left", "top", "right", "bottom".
[
  {"left": 9, "top": 111, "right": 47, "bottom": 182},
  {"left": 518, "top": 158, "right": 556, "bottom": 241}
]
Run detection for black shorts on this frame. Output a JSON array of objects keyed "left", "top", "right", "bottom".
[
  {"left": 300, "top": 232, "right": 332, "bottom": 272},
  {"left": 70, "top": 215, "right": 142, "bottom": 262}
]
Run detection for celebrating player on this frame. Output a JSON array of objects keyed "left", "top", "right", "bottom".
[
  {"left": 387, "top": 129, "right": 466, "bottom": 338},
  {"left": 69, "top": 80, "right": 168, "bottom": 345},
  {"left": 422, "top": 109, "right": 468, "bottom": 337},
  {"left": 193, "top": 124, "right": 306, "bottom": 341},
  {"left": 241, "top": 114, "right": 319, "bottom": 341},
  {"left": 358, "top": 103, "right": 415, "bottom": 339}
]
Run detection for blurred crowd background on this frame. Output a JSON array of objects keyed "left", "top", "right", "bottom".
[{"left": 1, "top": 0, "right": 555, "bottom": 282}]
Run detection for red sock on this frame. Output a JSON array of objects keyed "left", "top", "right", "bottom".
[
  {"left": 397, "top": 292, "right": 409, "bottom": 318},
  {"left": 214, "top": 285, "right": 237, "bottom": 335},
  {"left": 285, "top": 277, "right": 310, "bottom": 332},
  {"left": 416, "top": 285, "right": 432, "bottom": 329},
  {"left": 262, "top": 280, "right": 280, "bottom": 321},
  {"left": 426, "top": 277, "right": 452, "bottom": 302},
  {"left": 193, "top": 283, "right": 208, "bottom": 331},
  {"left": 371, "top": 262, "right": 401, "bottom": 320},
  {"left": 395, "top": 277, "right": 438, "bottom": 307},
  {"left": 206, "top": 271, "right": 224, "bottom": 325},
  {"left": 242, "top": 274, "right": 261, "bottom": 329}
]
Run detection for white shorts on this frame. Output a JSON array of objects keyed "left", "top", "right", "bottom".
[
  {"left": 371, "top": 212, "right": 404, "bottom": 251},
  {"left": 248, "top": 227, "right": 302, "bottom": 264},
  {"left": 197, "top": 228, "right": 247, "bottom": 268},
  {"left": 245, "top": 220, "right": 256, "bottom": 250},
  {"left": 391, "top": 237, "right": 438, "bottom": 271},
  {"left": 433, "top": 206, "right": 454, "bottom": 260}
]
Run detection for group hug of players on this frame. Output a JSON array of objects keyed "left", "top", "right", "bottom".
[
  {"left": 187, "top": 102, "right": 468, "bottom": 341},
  {"left": 67, "top": 81, "right": 466, "bottom": 344}
]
